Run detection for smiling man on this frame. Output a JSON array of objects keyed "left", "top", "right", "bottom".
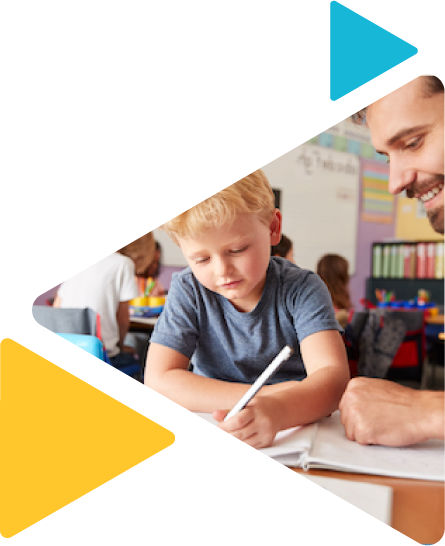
[
  {"left": 367, "top": 76, "right": 444, "bottom": 233},
  {"left": 339, "top": 76, "right": 445, "bottom": 446}
]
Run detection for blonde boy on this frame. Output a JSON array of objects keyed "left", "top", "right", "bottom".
[{"left": 145, "top": 170, "right": 349, "bottom": 447}]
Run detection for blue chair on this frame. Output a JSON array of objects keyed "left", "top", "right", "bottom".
[{"left": 56, "top": 333, "right": 142, "bottom": 379}]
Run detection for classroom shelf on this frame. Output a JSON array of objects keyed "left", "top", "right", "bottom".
[
  {"left": 365, "top": 277, "right": 444, "bottom": 307},
  {"left": 371, "top": 240, "right": 444, "bottom": 280}
]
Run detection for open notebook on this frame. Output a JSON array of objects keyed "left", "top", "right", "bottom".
[{"left": 196, "top": 410, "right": 445, "bottom": 482}]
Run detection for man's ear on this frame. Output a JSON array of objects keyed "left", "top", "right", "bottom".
[{"left": 270, "top": 209, "right": 282, "bottom": 246}]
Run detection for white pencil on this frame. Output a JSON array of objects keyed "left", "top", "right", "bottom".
[{"left": 224, "top": 345, "right": 293, "bottom": 421}]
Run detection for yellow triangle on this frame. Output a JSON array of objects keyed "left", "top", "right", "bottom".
[{"left": 0, "top": 338, "right": 175, "bottom": 538}]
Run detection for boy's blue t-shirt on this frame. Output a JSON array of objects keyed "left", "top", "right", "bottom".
[{"left": 150, "top": 257, "right": 341, "bottom": 383}]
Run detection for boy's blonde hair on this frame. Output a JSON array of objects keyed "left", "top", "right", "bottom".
[{"left": 161, "top": 169, "right": 276, "bottom": 242}]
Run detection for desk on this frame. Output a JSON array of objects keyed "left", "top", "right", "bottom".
[
  {"left": 129, "top": 316, "right": 158, "bottom": 332},
  {"left": 292, "top": 468, "right": 444, "bottom": 543}
]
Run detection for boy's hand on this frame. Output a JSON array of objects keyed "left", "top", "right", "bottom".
[{"left": 213, "top": 396, "right": 281, "bottom": 449}]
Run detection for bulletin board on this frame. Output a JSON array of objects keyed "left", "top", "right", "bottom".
[
  {"left": 396, "top": 195, "right": 444, "bottom": 242},
  {"left": 262, "top": 144, "right": 360, "bottom": 274},
  {"left": 361, "top": 159, "right": 393, "bottom": 223}
]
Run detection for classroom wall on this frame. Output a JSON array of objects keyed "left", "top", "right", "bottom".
[
  {"left": 296, "top": 121, "right": 392, "bottom": 309},
  {"left": 263, "top": 144, "right": 360, "bottom": 275},
  {"left": 37, "top": 119, "right": 433, "bottom": 309},
  {"left": 155, "top": 117, "right": 399, "bottom": 308}
]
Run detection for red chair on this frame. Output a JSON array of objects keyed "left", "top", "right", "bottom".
[{"left": 386, "top": 310, "right": 426, "bottom": 384}]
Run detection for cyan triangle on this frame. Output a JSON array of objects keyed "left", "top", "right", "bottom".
[{"left": 330, "top": 2, "right": 418, "bottom": 101}]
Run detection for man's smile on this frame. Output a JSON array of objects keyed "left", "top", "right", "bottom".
[{"left": 417, "top": 183, "right": 443, "bottom": 204}]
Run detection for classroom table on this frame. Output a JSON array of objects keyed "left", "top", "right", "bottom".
[
  {"left": 292, "top": 467, "right": 444, "bottom": 544},
  {"left": 129, "top": 316, "right": 158, "bottom": 332},
  {"left": 129, "top": 313, "right": 444, "bottom": 334}
]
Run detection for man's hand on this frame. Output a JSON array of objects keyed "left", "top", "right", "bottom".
[{"left": 339, "top": 377, "right": 444, "bottom": 446}]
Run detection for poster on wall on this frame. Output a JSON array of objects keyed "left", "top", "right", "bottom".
[
  {"left": 416, "top": 200, "right": 427, "bottom": 219},
  {"left": 361, "top": 159, "right": 393, "bottom": 223}
]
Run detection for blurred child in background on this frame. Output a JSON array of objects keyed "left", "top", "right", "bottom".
[
  {"left": 316, "top": 254, "right": 351, "bottom": 328},
  {"left": 135, "top": 241, "right": 166, "bottom": 297},
  {"left": 271, "top": 234, "right": 294, "bottom": 263},
  {"left": 54, "top": 233, "right": 157, "bottom": 373}
]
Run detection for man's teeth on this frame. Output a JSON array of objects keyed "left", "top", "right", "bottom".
[{"left": 420, "top": 184, "right": 444, "bottom": 202}]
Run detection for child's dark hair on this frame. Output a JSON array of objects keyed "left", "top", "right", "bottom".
[
  {"left": 271, "top": 234, "right": 293, "bottom": 258},
  {"left": 316, "top": 254, "right": 351, "bottom": 310}
]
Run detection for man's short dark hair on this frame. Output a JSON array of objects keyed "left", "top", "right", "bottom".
[{"left": 352, "top": 76, "right": 444, "bottom": 124}]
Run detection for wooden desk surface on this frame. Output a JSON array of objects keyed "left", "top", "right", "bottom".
[
  {"left": 129, "top": 316, "right": 158, "bottom": 331},
  {"left": 292, "top": 467, "right": 444, "bottom": 544}
]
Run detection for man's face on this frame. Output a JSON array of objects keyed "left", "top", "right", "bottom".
[{"left": 367, "top": 77, "right": 444, "bottom": 234}]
